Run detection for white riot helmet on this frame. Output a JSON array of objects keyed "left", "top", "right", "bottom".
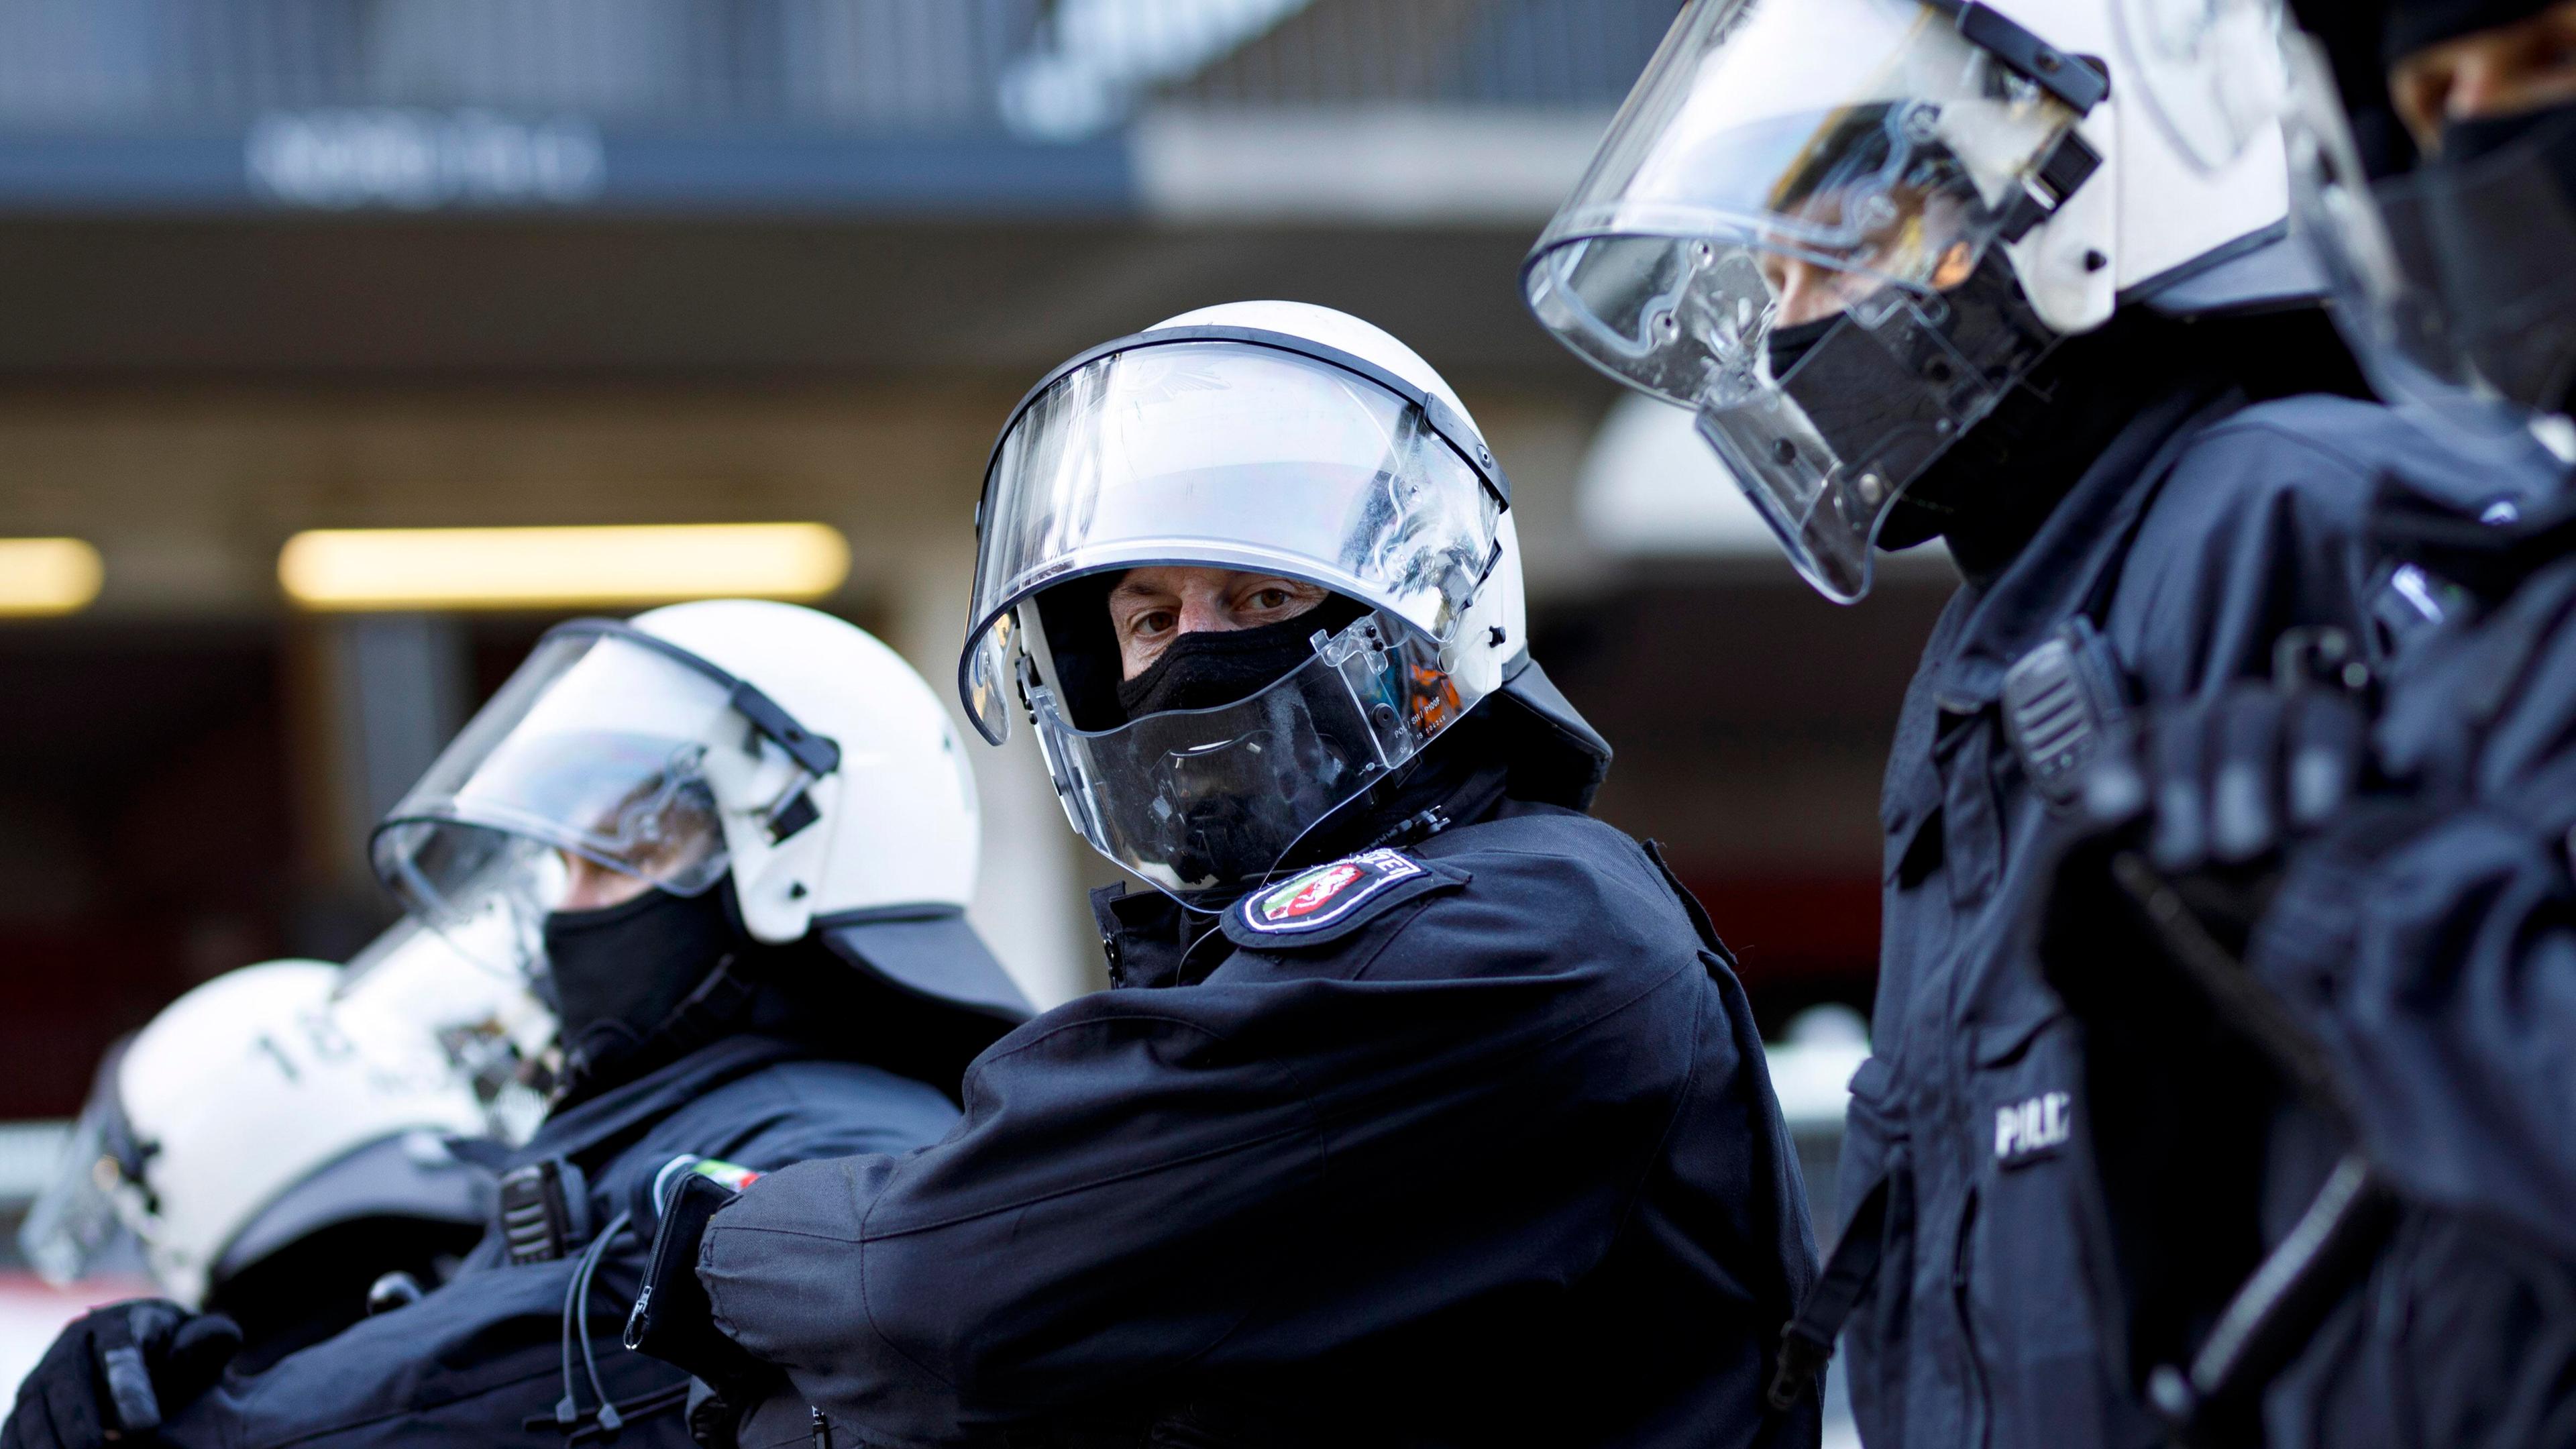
[
  {"left": 2102, "top": 0, "right": 2576, "bottom": 459},
  {"left": 18, "top": 947, "right": 504, "bottom": 1313},
  {"left": 371, "top": 600, "right": 1032, "bottom": 1030},
  {"left": 961, "top": 301, "right": 1610, "bottom": 905},
  {"left": 1525, "top": 0, "right": 2316, "bottom": 602}
]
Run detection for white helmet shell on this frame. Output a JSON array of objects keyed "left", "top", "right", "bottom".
[
  {"left": 80, "top": 955, "right": 492, "bottom": 1307},
  {"left": 373, "top": 600, "right": 1032, "bottom": 1031},
  {"left": 624, "top": 600, "right": 981, "bottom": 941},
  {"left": 961, "top": 302, "right": 1605, "bottom": 902},
  {"left": 1525, "top": 0, "right": 2314, "bottom": 602},
  {"left": 1143, "top": 301, "right": 1526, "bottom": 707}
]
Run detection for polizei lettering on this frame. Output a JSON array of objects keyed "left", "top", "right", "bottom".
[{"left": 1993, "top": 1091, "right": 2072, "bottom": 1167}]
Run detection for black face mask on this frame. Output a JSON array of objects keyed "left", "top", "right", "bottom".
[
  {"left": 2415, "top": 103, "right": 2576, "bottom": 415},
  {"left": 2441, "top": 103, "right": 2576, "bottom": 166},
  {"left": 1113, "top": 597, "right": 1368, "bottom": 721},
  {"left": 540, "top": 882, "right": 745, "bottom": 1085},
  {"left": 1764, "top": 313, "right": 1841, "bottom": 382}
]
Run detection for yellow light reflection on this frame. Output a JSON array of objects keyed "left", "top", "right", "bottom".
[
  {"left": 0, "top": 538, "right": 104, "bottom": 617},
  {"left": 278, "top": 523, "right": 851, "bottom": 612}
]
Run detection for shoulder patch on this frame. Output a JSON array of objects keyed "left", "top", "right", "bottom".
[{"left": 1222, "top": 847, "right": 1464, "bottom": 949}]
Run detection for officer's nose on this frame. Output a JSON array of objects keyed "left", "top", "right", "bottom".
[{"left": 1772, "top": 256, "right": 1848, "bottom": 329}]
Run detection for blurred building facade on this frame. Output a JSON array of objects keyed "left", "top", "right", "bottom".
[{"left": 0, "top": 0, "right": 1949, "bottom": 1119}]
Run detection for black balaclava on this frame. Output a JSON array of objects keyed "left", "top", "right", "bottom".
[
  {"left": 1833, "top": 306, "right": 2363, "bottom": 584},
  {"left": 539, "top": 879, "right": 747, "bottom": 1091},
  {"left": 1872, "top": 309, "right": 2198, "bottom": 578},
  {"left": 1104, "top": 591, "right": 1371, "bottom": 891},
  {"left": 1114, "top": 595, "right": 1370, "bottom": 719}
]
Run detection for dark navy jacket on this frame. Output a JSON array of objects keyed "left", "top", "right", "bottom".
[
  {"left": 152, "top": 1034, "right": 960, "bottom": 1449},
  {"left": 698, "top": 802, "right": 1819, "bottom": 1449},
  {"left": 2234, "top": 484, "right": 2576, "bottom": 1449},
  {"left": 1851, "top": 388, "right": 2455, "bottom": 1449}
]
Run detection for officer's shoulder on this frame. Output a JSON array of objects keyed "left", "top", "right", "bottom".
[
  {"left": 1220, "top": 808, "right": 1686, "bottom": 956},
  {"left": 662, "top": 1055, "right": 955, "bottom": 1126},
  {"left": 2168, "top": 394, "right": 2414, "bottom": 506}
]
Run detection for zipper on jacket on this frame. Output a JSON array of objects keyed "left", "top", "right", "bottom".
[{"left": 1952, "top": 1187, "right": 1993, "bottom": 1449}]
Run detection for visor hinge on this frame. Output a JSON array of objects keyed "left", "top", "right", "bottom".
[
  {"left": 726, "top": 680, "right": 841, "bottom": 777},
  {"left": 765, "top": 790, "right": 822, "bottom": 844},
  {"left": 1997, "top": 129, "right": 2103, "bottom": 244},
  {"left": 1933, "top": 2, "right": 2110, "bottom": 114}
]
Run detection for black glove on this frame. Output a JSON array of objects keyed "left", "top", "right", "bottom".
[
  {"left": 2042, "top": 656, "right": 2362, "bottom": 939},
  {"left": 624, "top": 1171, "right": 780, "bottom": 1438},
  {"left": 2, "top": 1301, "right": 241, "bottom": 1449},
  {"left": 2104, "top": 680, "right": 2367, "bottom": 876}
]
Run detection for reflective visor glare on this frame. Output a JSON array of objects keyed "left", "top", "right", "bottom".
[
  {"left": 2282, "top": 36, "right": 2453, "bottom": 392},
  {"left": 964, "top": 341, "right": 1500, "bottom": 741},
  {"left": 1028, "top": 616, "right": 1466, "bottom": 898},
  {"left": 20, "top": 1095, "right": 136, "bottom": 1285},
  {"left": 1526, "top": 0, "right": 2081, "bottom": 408},
  {"left": 373, "top": 630, "right": 751, "bottom": 959}
]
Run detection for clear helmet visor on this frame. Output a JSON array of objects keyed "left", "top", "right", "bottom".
[
  {"left": 1525, "top": 0, "right": 2088, "bottom": 600},
  {"left": 963, "top": 338, "right": 1503, "bottom": 742},
  {"left": 20, "top": 1059, "right": 145, "bottom": 1287},
  {"left": 2284, "top": 31, "right": 2576, "bottom": 446},
  {"left": 371, "top": 629, "right": 802, "bottom": 981},
  {"left": 1028, "top": 610, "right": 1472, "bottom": 902}
]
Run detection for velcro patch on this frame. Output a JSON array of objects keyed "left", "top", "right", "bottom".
[{"left": 1222, "top": 847, "right": 1460, "bottom": 950}]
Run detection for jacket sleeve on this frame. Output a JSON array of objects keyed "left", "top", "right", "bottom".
[
  {"left": 698, "top": 869, "right": 1729, "bottom": 1446},
  {"left": 2251, "top": 798, "right": 2576, "bottom": 1260},
  {"left": 148, "top": 1062, "right": 962, "bottom": 1449}
]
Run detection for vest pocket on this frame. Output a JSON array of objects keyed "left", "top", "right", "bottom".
[{"left": 1966, "top": 1012, "right": 2148, "bottom": 1449}]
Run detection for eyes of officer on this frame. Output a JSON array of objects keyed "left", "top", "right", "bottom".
[
  {"left": 1109, "top": 567, "right": 1330, "bottom": 679},
  {"left": 1758, "top": 185, "right": 1978, "bottom": 329},
  {"left": 2392, "top": 1, "right": 2576, "bottom": 151},
  {"left": 559, "top": 851, "right": 653, "bottom": 911}
]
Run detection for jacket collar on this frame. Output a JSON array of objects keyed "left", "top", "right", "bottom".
[
  {"left": 512, "top": 1032, "right": 810, "bottom": 1170},
  {"left": 1090, "top": 755, "right": 1515, "bottom": 990},
  {"left": 1930, "top": 382, "right": 2244, "bottom": 712}
]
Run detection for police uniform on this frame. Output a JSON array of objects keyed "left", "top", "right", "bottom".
[
  {"left": 698, "top": 796, "right": 1819, "bottom": 1449},
  {"left": 1826, "top": 384, "right": 2502, "bottom": 1449},
  {"left": 2226, "top": 476, "right": 2576, "bottom": 1448},
  {"left": 143, "top": 1026, "right": 965, "bottom": 1449}
]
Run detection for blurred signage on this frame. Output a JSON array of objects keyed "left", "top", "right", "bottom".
[{"left": 247, "top": 110, "right": 605, "bottom": 210}]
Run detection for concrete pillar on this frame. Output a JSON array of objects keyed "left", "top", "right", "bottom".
[
  {"left": 286, "top": 612, "right": 470, "bottom": 957},
  {"left": 887, "top": 549, "right": 1104, "bottom": 1012}
]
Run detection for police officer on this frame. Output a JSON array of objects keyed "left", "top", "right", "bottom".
[
  {"left": 3, "top": 600, "right": 1029, "bottom": 1449},
  {"left": 2029, "top": 2, "right": 2576, "bottom": 1442},
  {"left": 627, "top": 302, "right": 1820, "bottom": 1448},
  {"left": 1518, "top": 3, "right": 2506, "bottom": 1447},
  {"left": 17, "top": 926, "right": 544, "bottom": 1372}
]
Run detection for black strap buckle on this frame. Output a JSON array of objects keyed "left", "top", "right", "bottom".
[
  {"left": 1767, "top": 1175, "right": 1896, "bottom": 1410},
  {"left": 1996, "top": 127, "right": 2105, "bottom": 243},
  {"left": 496, "top": 1157, "right": 593, "bottom": 1265}
]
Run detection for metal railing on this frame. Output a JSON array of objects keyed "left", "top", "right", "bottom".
[{"left": 0, "top": 0, "right": 1681, "bottom": 137}]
